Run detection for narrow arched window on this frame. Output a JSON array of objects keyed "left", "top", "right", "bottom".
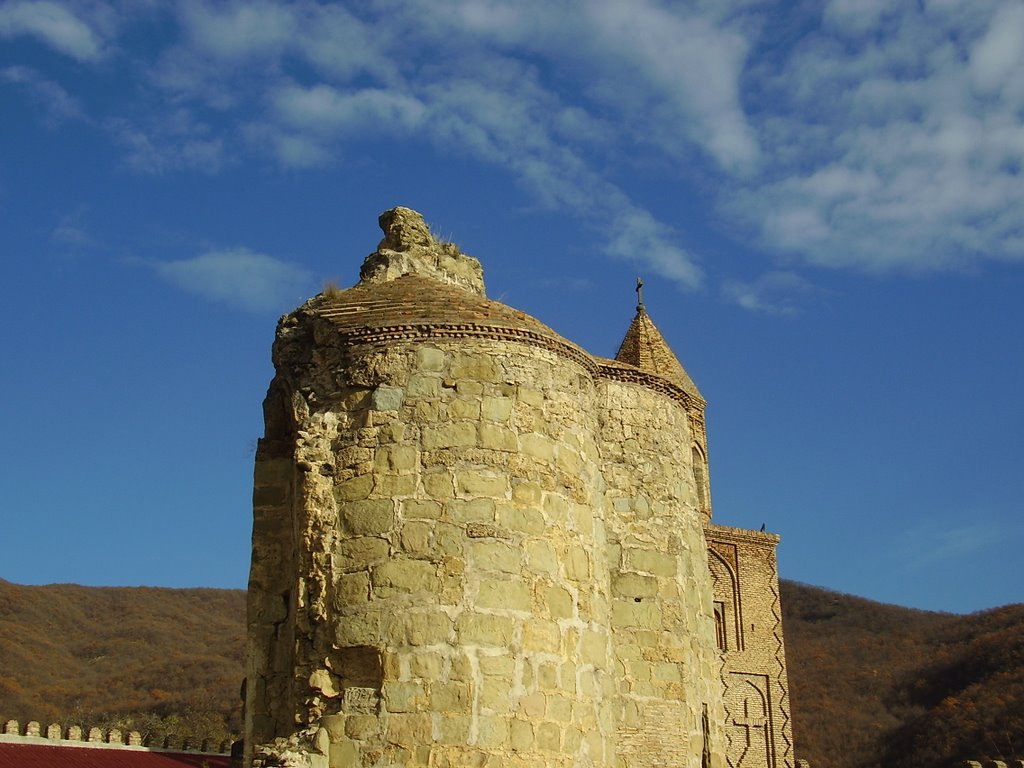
[
  {"left": 692, "top": 444, "right": 708, "bottom": 511},
  {"left": 714, "top": 601, "right": 727, "bottom": 651}
]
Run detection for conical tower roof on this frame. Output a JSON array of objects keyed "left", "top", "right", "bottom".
[{"left": 614, "top": 300, "right": 702, "bottom": 400}]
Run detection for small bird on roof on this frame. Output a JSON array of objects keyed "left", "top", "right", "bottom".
[{"left": 759, "top": 523, "right": 766, "bottom": 532}]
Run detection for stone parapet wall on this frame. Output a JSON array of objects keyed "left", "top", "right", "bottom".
[{"left": 0, "top": 719, "right": 232, "bottom": 753}]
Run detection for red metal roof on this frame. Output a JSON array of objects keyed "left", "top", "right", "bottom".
[{"left": 0, "top": 742, "right": 231, "bottom": 767}]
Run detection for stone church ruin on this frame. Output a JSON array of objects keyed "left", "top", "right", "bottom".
[{"left": 245, "top": 208, "right": 792, "bottom": 768}]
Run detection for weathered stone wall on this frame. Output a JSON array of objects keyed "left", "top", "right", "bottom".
[
  {"left": 245, "top": 330, "right": 734, "bottom": 768},
  {"left": 247, "top": 376, "right": 301, "bottom": 749},
  {"left": 248, "top": 322, "right": 621, "bottom": 767},
  {"left": 245, "top": 207, "right": 785, "bottom": 768},
  {"left": 706, "top": 524, "right": 793, "bottom": 768},
  {"left": 598, "top": 380, "right": 727, "bottom": 768}
]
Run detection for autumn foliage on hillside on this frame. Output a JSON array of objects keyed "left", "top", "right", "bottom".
[
  {"left": 0, "top": 578, "right": 244, "bottom": 744},
  {"left": 876, "top": 602, "right": 1024, "bottom": 768},
  {"left": 782, "top": 581, "right": 1024, "bottom": 768},
  {"left": 0, "top": 578, "right": 1021, "bottom": 766}
]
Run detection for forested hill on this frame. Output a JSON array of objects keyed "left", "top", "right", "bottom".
[
  {"left": 781, "top": 581, "right": 1024, "bottom": 768},
  {"left": 0, "top": 578, "right": 245, "bottom": 743},
  {"left": 1, "top": 578, "right": 1021, "bottom": 768}
]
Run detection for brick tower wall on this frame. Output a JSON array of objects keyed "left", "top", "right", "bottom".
[{"left": 706, "top": 524, "right": 794, "bottom": 768}]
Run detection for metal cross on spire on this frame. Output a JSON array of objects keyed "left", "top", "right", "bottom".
[{"left": 636, "top": 277, "right": 645, "bottom": 311}]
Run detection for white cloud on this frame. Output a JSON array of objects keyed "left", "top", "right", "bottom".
[
  {"left": 605, "top": 207, "right": 702, "bottom": 289},
  {"left": 270, "top": 85, "right": 426, "bottom": 135},
  {"left": 177, "top": 0, "right": 296, "bottom": 61},
  {"left": 293, "top": 4, "right": 391, "bottom": 82},
  {"left": 150, "top": 46, "right": 242, "bottom": 111},
  {"left": 582, "top": 1, "right": 759, "bottom": 171},
  {"left": 419, "top": 75, "right": 706, "bottom": 286},
  {"left": 729, "top": 0, "right": 1024, "bottom": 274},
  {"left": 51, "top": 207, "right": 95, "bottom": 249},
  {"left": 386, "top": 0, "right": 759, "bottom": 171},
  {"left": 170, "top": 0, "right": 726, "bottom": 288},
  {"left": 160, "top": 1, "right": 391, "bottom": 102},
  {"left": 260, "top": 54, "right": 708, "bottom": 287},
  {"left": 895, "top": 521, "right": 1002, "bottom": 570},
  {"left": 969, "top": 4, "right": 1024, "bottom": 95},
  {"left": 16, "top": 0, "right": 1023, "bottom": 293},
  {"left": 6, "top": 0, "right": 723, "bottom": 290},
  {"left": 243, "top": 122, "right": 331, "bottom": 169},
  {"left": 153, "top": 248, "right": 313, "bottom": 312},
  {"left": 823, "top": 0, "right": 900, "bottom": 34},
  {"left": 0, "top": 1, "right": 105, "bottom": 61},
  {"left": 107, "top": 115, "right": 225, "bottom": 174},
  {"left": 52, "top": 222, "right": 92, "bottom": 247},
  {"left": 720, "top": 271, "right": 819, "bottom": 316},
  {"left": 551, "top": 105, "right": 612, "bottom": 147},
  {"left": 1, "top": 65, "right": 82, "bottom": 124}
]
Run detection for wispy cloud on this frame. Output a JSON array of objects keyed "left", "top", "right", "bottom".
[
  {"left": 13, "top": 0, "right": 1024, "bottom": 293},
  {"left": 893, "top": 521, "right": 1003, "bottom": 570},
  {"left": 51, "top": 207, "right": 96, "bottom": 249},
  {"left": 578, "top": 0, "right": 759, "bottom": 172},
  {"left": 822, "top": 0, "right": 898, "bottom": 34},
  {"left": 177, "top": 0, "right": 296, "bottom": 61},
  {"left": 159, "top": 1, "right": 392, "bottom": 106},
  {"left": 1, "top": 65, "right": 82, "bottom": 125},
  {"left": 241, "top": 123, "right": 331, "bottom": 169},
  {"left": 721, "top": 271, "right": 820, "bottom": 316},
  {"left": 418, "top": 0, "right": 760, "bottom": 171},
  {"left": 605, "top": 207, "right": 702, "bottom": 289},
  {"left": 269, "top": 84, "right": 427, "bottom": 137},
  {"left": 152, "top": 248, "right": 314, "bottom": 312},
  {"left": 133, "top": 0, "right": 714, "bottom": 289},
  {"left": 731, "top": 0, "right": 1024, "bottom": 274},
  {"left": 0, "top": 1, "right": 106, "bottom": 61},
  {"left": 107, "top": 113, "right": 225, "bottom": 175},
  {"left": 969, "top": 3, "right": 1024, "bottom": 95}
]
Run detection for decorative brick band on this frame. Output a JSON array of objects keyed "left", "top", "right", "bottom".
[
  {"left": 329, "top": 321, "right": 710, "bottom": 413},
  {"left": 336, "top": 322, "right": 600, "bottom": 374},
  {"left": 704, "top": 522, "right": 781, "bottom": 546},
  {"left": 596, "top": 359, "right": 706, "bottom": 412},
  {"left": 769, "top": 564, "right": 794, "bottom": 765}
]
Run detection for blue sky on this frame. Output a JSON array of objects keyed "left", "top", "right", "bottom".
[{"left": 2, "top": 0, "right": 1022, "bottom": 614}]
